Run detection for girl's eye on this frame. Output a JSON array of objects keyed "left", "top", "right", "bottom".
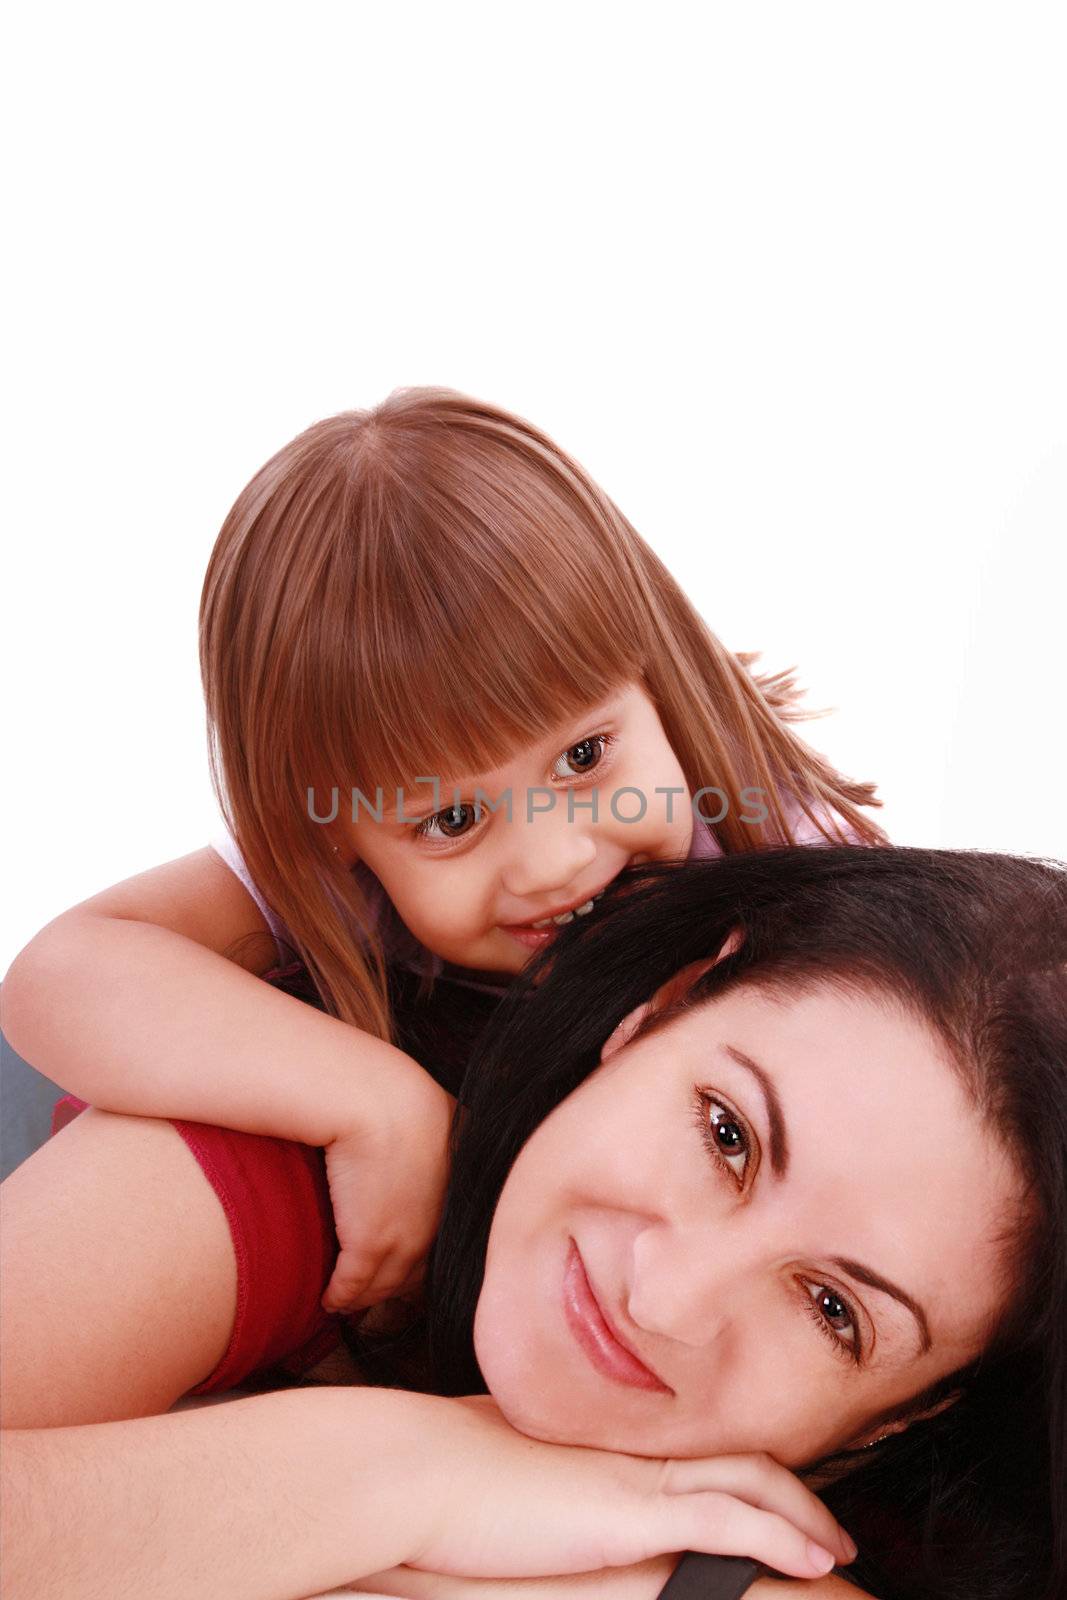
[
  {"left": 414, "top": 802, "right": 479, "bottom": 843},
  {"left": 802, "top": 1282, "right": 863, "bottom": 1364},
  {"left": 552, "top": 732, "right": 615, "bottom": 779},
  {"left": 413, "top": 732, "right": 616, "bottom": 843},
  {"left": 693, "top": 1091, "right": 752, "bottom": 1186}
]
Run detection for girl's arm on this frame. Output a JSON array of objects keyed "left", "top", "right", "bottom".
[
  {"left": 0, "top": 847, "right": 419, "bottom": 1148},
  {"left": 2, "top": 848, "right": 457, "bottom": 1312}
]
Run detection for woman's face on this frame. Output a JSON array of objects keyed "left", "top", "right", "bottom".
[{"left": 473, "top": 977, "right": 1023, "bottom": 1467}]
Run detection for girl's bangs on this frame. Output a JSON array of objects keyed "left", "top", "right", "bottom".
[{"left": 331, "top": 574, "right": 646, "bottom": 797}]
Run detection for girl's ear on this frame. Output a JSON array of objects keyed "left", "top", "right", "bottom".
[{"left": 600, "top": 929, "right": 743, "bottom": 1064}]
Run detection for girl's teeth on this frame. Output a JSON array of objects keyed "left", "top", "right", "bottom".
[{"left": 529, "top": 891, "right": 607, "bottom": 929}]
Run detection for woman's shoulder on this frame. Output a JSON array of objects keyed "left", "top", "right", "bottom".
[
  {"left": 3, "top": 1106, "right": 240, "bottom": 1425},
  {"left": 46, "top": 1098, "right": 343, "bottom": 1400},
  {"left": 163, "top": 1112, "right": 343, "bottom": 1395}
]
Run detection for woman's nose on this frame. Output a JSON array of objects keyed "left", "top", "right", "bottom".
[
  {"left": 501, "top": 809, "right": 598, "bottom": 899},
  {"left": 626, "top": 1221, "right": 758, "bottom": 1350}
]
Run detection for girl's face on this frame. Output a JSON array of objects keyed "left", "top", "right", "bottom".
[
  {"left": 342, "top": 681, "right": 695, "bottom": 973},
  {"left": 473, "top": 980, "right": 1022, "bottom": 1467}
]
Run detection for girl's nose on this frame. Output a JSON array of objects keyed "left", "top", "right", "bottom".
[{"left": 501, "top": 812, "right": 598, "bottom": 899}]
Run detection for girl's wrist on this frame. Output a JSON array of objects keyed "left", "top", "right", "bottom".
[
  {"left": 301, "top": 1032, "right": 432, "bottom": 1149},
  {"left": 323, "top": 1048, "right": 455, "bottom": 1153}
]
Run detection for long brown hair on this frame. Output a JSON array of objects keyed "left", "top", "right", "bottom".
[{"left": 199, "top": 387, "right": 885, "bottom": 1040}]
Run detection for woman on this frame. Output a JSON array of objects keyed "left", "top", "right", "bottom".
[{"left": 2, "top": 847, "right": 1064, "bottom": 1600}]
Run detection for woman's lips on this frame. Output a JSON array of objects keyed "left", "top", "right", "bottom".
[{"left": 562, "top": 1239, "right": 673, "bottom": 1394}]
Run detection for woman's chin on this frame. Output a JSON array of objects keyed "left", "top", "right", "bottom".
[
  {"left": 474, "top": 1312, "right": 578, "bottom": 1443},
  {"left": 475, "top": 1340, "right": 620, "bottom": 1449},
  {"left": 490, "top": 1386, "right": 574, "bottom": 1444}
]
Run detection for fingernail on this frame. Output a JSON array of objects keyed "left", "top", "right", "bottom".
[
  {"left": 807, "top": 1542, "right": 837, "bottom": 1576},
  {"left": 842, "top": 1534, "right": 859, "bottom": 1562}
]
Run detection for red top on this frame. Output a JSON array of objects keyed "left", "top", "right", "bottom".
[{"left": 50, "top": 1096, "right": 345, "bottom": 1394}]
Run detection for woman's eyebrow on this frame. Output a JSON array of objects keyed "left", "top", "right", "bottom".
[
  {"left": 722, "top": 1044, "right": 934, "bottom": 1357},
  {"left": 722, "top": 1045, "right": 790, "bottom": 1177},
  {"left": 830, "top": 1258, "right": 933, "bottom": 1356}
]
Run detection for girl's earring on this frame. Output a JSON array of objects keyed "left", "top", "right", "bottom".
[{"left": 862, "top": 1434, "right": 889, "bottom": 1449}]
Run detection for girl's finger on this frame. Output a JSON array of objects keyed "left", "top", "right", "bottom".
[
  {"left": 321, "top": 1276, "right": 373, "bottom": 1312},
  {"left": 321, "top": 1250, "right": 391, "bottom": 1310},
  {"left": 340, "top": 1255, "right": 422, "bottom": 1311},
  {"left": 673, "top": 1490, "right": 841, "bottom": 1581},
  {"left": 663, "top": 1454, "right": 855, "bottom": 1565}
]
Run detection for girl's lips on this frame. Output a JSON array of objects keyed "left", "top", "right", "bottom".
[
  {"left": 502, "top": 924, "right": 560, "bottom": 950},
  {"left": 561, "top": 1239, "right": 673, "bottom": 1394}
]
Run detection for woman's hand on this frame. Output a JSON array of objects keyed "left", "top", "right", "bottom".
[
  {"left": 321, "top": 1063, "right": 456, "bottom": 1312},
  {"left": 402, "top": 1396, "right": 856, "bottom": 1584}
]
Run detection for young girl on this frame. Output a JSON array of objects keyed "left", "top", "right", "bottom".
[{"left": 1, "top": 387, "right": 885, "bottom": 1315}]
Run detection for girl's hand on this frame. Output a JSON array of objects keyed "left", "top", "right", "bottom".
[
  {"left": 402, "top": 1395, "right": 856, "bottom": 1584},
  {"left": 320, "top": 1063, "right": 456, "bottom": 1313}
]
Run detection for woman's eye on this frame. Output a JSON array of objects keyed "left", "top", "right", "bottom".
[
  {"left": 803, "top": 1282, "right": 862, "bottom": 1361},
  {"left": 415, "top": 802, "right": 479, "bottom": 842},
  {"left": 553, "top": 732, "right": 613, "bottom": 779},
  {"left": 694, "top": 1092, "right": 752, "bottom": 1185}
]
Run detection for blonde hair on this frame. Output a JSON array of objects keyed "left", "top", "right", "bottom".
[{"left": 199, "top": 387, "right": 885, "bottom": 1041}]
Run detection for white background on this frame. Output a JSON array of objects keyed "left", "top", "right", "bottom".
[{"left": 3, "top": 2, "right": 1065, "bottom": 970}]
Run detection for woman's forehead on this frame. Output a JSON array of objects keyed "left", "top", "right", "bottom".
[{"left": 673, "top": 978, "right": 950, "bottom": 1080}]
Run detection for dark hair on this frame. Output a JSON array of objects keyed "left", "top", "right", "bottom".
[{"left": 401, "top": 845, "right": 1066, "bottom": 1600}]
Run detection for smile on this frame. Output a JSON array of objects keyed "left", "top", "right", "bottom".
[
  {"left": 501, "top": 873, "right": 624, "bottom": 949},
  {"left": 561, "top": 1239, "right": 673, "bottom": 1394}
]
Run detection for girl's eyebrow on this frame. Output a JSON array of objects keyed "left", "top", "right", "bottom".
[
  {"left": 386, "top": 696, "right": 631, "bottom": 821},
  {"left": 722, "top": 1044, "right": 933, "bottom": 1356}
]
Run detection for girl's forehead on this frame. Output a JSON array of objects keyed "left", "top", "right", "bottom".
[{"left": 365, "top": 673, "right": 643, "bottom": 793}]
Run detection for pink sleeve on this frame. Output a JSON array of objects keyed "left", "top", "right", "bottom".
[
  {"left": 209, "top": 823, "right": 299, "bottom": 966},
  {"left": 689, "top": 794, "right": 873, "bottom": 856},
  {"left": 780, "top": 793, "right": 872, "bottom": 845}
]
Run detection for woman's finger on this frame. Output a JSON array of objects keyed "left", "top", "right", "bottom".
[
  {"left": 672, "top": 1489, "right": 842, "bottom": 1581},
  {"left": 663, "top": 1453, "right": 855, "bottom": 1565}
]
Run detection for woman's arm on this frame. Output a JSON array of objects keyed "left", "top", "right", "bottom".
[
  {"left": 0, "top": 1110, "right": 480, "bottom": 1599},
  {"left": 325, "top": 1564, "right": 875, "bottom": 1598},
  {"left": 2, "top": 1387, "right": 453, "bottom": 1600},
  {"left": 1, "top": 1112, "right": 857, "bottom": 1600},
  {"left": 0, "top": 847, "right": 425, "bottom": 1149}
]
